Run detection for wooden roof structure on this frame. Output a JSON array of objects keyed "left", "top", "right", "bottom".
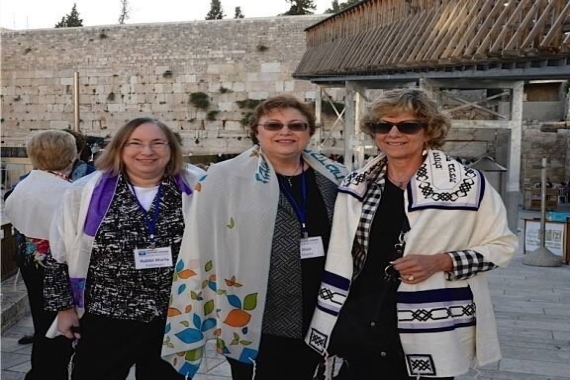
[{"left": 293, "top": 0, "right": 570, "bottom": 83}]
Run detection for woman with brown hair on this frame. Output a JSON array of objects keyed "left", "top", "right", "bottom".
[
  {"left": 163, "top": 95, "right": 347, "bottom": 380},
  {"left": 43, "top": 117, "right": 205, "bottom": 380}
]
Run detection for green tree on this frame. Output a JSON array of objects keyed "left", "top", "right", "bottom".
[
  {"left": 55, "top": 3, "right": 83, "bottom": 28},
  {"left": 281, "top": 0, "right": 316, "bottom": 15},
  {"left": 325, "top": 0, "right": 361, "bottom": 13},
  {"left": 118, "top": 0, "right": 130, "bottom": 24},
  {"left": 234, "top": 6, "right": 245, "bottom": 19},
  {"left": 205, "top": 0, "right": 225, "bottom": 20}
]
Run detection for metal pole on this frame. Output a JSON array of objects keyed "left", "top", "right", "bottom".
[
  {"left": 73, "top": 72, "right": 80, "bottom": 132},
  {"left": 314, "top": 87, "right": 322, "bottom": 152},
  {"left": 344, "top": 82, "right": 356, "bottom": 171},
  {"left": 523, "top": 156, "right": 561, "bottom": 267},
  {"left": 539, "top": 157, "right": 547, "bottom": 247}
]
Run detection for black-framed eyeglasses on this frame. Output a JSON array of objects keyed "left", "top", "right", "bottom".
[
  {"left": 258, "top": 121, "right": 309, "bottom": 132},
  {"left": 366, "top": 120, "right": 427, "bottom": 135}
]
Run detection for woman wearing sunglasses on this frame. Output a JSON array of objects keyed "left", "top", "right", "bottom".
[
  {"left": 163, "top": 95, "right": 347, "bottom": 379},
  {"left": 305, "top": 89, "right": 517, "bottom": 379}
]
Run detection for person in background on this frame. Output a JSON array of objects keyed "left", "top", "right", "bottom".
[
  {"left": 61, "top": 129, "right": 96, "bottom": 180},
  {"left": 163, "top": 95, "right": 347, "bottom": 380},
  {"left": 6, "top": 129, "right": 96, "bottom": 346},
  {"left": 306, "top": 89, "right": 518, "bottom": 379},
  {"left": 4, "top": 130, "right": 77, "bottom": 380},
  {"left": 43, "top": 117, "right": 205, "bottom": 380}
]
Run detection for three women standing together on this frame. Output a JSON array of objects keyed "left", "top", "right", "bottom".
[{"left": 36, "top": 89, "right": 516, "bottom": 380}]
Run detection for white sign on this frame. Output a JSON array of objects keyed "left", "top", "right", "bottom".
[
  {"left": 133, "top": 246, "right": 173, "bottom": 269},
  {"left": 524, "top": 220, "right": 565, "bottom": 256}
]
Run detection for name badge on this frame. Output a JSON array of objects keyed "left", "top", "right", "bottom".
[
  {"left": 134, "top": 246, "right": 173, "bottom": 269},
  {"left": 300, "top": 236, "right": 325, "bottom": 259}
]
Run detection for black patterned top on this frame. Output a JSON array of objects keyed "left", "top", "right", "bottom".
[{"left": 44, "top": 174, "right": 184, "bottom": 322}]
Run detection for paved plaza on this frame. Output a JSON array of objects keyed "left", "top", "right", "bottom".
[{"left": 1, "top": 208, "right": 569, "bottom": 379}]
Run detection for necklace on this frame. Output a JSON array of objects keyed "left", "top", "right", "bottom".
[
  {"left": 387, "top": 173, "right": 413, "bottom": 190},
  {"left": 278, "top": 161, "right": 303, "bottom": 187}
]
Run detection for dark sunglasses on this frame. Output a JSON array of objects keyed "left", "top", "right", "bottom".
[
  {"left": 366, "top": 120, "right": 427, "bottom": 134},
  {"left": 258, "top": 121, "right": 309, "bottom": 132}
]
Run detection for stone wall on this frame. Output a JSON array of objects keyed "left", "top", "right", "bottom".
[
  {"left": 1, "top": 17, "right": 568, "bottom": 185},
  {"left": 1, "top": 15, "right": 328, "bottom": 156},
  {"left": 522, "top": 121, "right": 570, "bottom": 185}
]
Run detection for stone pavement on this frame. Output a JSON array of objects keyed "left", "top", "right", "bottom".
[{"left": 1, "top": 208, "right": 569, "bottom": 380}]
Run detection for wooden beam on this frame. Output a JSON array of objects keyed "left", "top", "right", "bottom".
[
  {"left": 504, "top": 0, "right": 548, "bottom": 51},
  {"left": 540, "top": 1, "right": 570, "bottom": 49},
  {"left": 474, "top": 0, "right": 521, "bottom": 57}
]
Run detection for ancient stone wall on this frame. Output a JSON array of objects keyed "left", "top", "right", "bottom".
[
  {"left": 1, "top": 15, "right": 328, "bottom": 156},
  {"left": 1, "top": 16, "right": 568, "bottom": 185}
]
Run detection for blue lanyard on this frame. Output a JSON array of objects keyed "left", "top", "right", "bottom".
[
  {"left": 278, "top": 161, "right": 308, "bottom": 238},
  {"left": 128, "top": 182, "right": 162, "bottom": 248}
]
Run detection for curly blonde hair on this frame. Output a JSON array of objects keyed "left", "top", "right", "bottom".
[{"left": 360, "top": 89, "right": 451, "bottom": 149}]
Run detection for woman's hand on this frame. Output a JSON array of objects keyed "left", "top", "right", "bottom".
[
  {"left": 392, "top": 253, "right": 453, "bottom": 284},
  {"left": 57, "top": 308, "right": 81, "bottom": 339}
]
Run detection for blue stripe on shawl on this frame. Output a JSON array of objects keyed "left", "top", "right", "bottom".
[
  {"left": 397, "top": 287, "right": 473, "bottom": 304},
  {"left": 338, "top": 188, "right": 365, "bottom": 202},
  {"left": 398, "top": 320, "right": 475, "bottom": 333},
  {"left": 316, "top": 271, "right": 350, "bottom": 316},
  {"left": 322, "top": 270, "right": 350, "bottom": 291}
]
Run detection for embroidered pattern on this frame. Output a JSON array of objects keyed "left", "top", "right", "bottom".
[
  {"left": 408, "top": 151, "right": 484, "bottom": 211},
  {"left": 316, "top": 271, "right": 350, "bottom": 316},
  {"left": 406, "top": 354, "right": 436, "bottom": 376},
  {"left": 307, "top": 328, "right": 328, "bottom": 354},
  {"left": 397, "top": 287, "right": 476, "bottom": 333}
]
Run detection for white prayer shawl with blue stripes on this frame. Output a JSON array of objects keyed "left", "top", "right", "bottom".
[{"left": 306, "top": 149, "right": 517, "bottom": 378}]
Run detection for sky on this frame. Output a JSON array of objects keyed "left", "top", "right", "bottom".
[{"left": 0, "top": 0, "right": 334, "bottom": 30}]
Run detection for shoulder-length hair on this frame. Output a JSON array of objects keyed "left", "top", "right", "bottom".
[
  {"left": 26, "top": 130, "right": 77, "bottom": 171},
  {"left": 360, "top": 89, "right": 451, "bottom": 149},
  {"left": 248, "top": 95, "right": 317, "bottom": 145},
  {"left": 95, "top": 117, "right": 184, "bottom": 176}
]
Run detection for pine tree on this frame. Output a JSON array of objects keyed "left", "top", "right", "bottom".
[
  {"left": 234, "top": 6, "right": 244, "bottom": 19},
  {"left": 325, "top": 0, "right": 361, "bottom": 13},
  {"left": 118, "top": 0, "right": 130, "bottom": 24},
  {"left": 205, "top": 0, "right": 225, "bottom": 20},
  {"left": 282, "top": 0, "right": 316, "bottom": 16},
  {"left": 55, "top": 3, "right": 83, "bottom": 28}
]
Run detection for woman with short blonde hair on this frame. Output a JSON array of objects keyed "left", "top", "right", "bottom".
[
  {"left": 5, "top": 129, "right": 77, "bottom": 379},
  {"left": 26, "top": 130, "right": 77, "bottom": 171}
]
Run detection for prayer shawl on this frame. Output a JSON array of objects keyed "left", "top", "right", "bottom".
[
  {"left": 46, "top": 165, "right": 205, "bottom": 338},
  {"left": 162, "top": 146, "right": 347, "bottom": 378},
  {"left": 306, "top": 149, "right": 517, "bottom": 378},
  {"left": 5, "top": 170, "right": 72, "bottom": 240}
]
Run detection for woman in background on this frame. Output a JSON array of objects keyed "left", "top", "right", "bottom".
[{"left": 5, "top": 130, "right": 77, "bottom": 380}]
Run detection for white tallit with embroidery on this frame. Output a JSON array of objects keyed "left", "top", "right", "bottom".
[{"left": 306, "top": 150, "right": 517, "bottom": 378}]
